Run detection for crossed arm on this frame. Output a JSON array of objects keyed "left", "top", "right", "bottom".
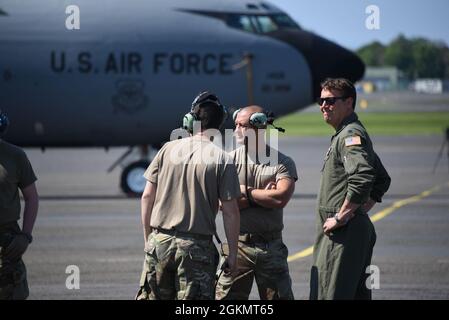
[{"left": 238, "top": 177, "right": 296, "bottom": 210}]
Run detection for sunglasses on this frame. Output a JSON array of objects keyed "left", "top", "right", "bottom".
[{"left": 317, "top": 96, "right": 348, "bottom": 106}]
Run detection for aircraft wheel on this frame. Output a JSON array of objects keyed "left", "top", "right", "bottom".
[{"left": 120, "top": 160, "right": 149, "bottom": 197}]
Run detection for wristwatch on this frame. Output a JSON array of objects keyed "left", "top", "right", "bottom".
[
  {"left": 334, "top": 214, "right": 343, "bottom": 225},
  {"left": 21, "top": 232, "right": 33, "bottom": 244}
]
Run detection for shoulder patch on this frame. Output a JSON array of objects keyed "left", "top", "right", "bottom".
[{"left": 345, "top": 135, "right": 361, "bottom": 147}]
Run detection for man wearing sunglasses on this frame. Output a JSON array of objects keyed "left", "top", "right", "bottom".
[{"left": 310, "top": 78, "right": 391, "bottom": 300}]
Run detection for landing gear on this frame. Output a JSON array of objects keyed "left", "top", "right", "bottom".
[{"left": 108, "top": 145, "right": 156, "bottom": 197}]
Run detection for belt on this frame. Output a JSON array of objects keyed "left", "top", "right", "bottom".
[
  {"left": 238, "top": 232, "right": 282, "bottom": 244},
  {"left": 153, "top": 228, "right": 212, "bottom": 241}
]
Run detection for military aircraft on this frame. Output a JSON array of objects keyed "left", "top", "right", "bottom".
[{"left": 0, "top": 0, "right": 364, "bottom": 195}]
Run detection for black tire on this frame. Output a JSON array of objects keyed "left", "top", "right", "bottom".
[{"left": 120, "top": 160, "right": 150, "bottom": 197}]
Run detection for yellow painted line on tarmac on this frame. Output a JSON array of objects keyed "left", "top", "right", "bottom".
[
  {"left": 287, "top": 181, "right": 449, "bottom": 263},
  {"left": 287, "top": 245, "right": 313, "bottom": 263}
]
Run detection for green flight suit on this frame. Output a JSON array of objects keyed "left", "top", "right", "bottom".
[{"left": 310, "top": 113, "right": 391, "bottom": 300}]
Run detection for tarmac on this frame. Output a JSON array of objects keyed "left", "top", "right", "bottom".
[{"left": 20, "top": 133, "right": 449, "bottom": 300}]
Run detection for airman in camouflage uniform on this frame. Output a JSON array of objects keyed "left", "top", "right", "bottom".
[
  {"left": 136, "top": 92, "right": 240, "bottom": 300},
  {"left": 216, "top": 105, "right": 297, "bottom": 300},
  {"left": 0, "top": 110, "right": 39, "bottom": 300}
]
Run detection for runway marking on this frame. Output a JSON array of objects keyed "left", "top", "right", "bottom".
[{"left": 287, "top": 181, "right": 449, "bottom": 263}]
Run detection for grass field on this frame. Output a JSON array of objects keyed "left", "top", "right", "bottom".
[{"left": 275, "top": 112, "right": 449, "bottom": 136}]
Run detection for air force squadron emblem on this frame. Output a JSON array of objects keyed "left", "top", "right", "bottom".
[{"left": 112, "top": 79, "right": 149, "bottom": 114}]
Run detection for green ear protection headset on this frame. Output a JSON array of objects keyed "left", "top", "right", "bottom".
[
  {"left": 232, "top": 108, "right": 285, "bottom": 132},
  {"left": 182, "top": 91, "right": 228, "bottom": 133},
  {"left": 0, "top": 109, "right": 10, "bottom": 135}
]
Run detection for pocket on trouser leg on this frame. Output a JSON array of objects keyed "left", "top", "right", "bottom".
[
  {"left": 135, "top": 247, "right": 158, "bottom": 300},
  {"left": 12, "top": 261, "right": 29, "bottom": 300},
  {"left": 181, "top": 271, "right": 216, "bottom": 300},
  {"left": 258, "top": 241, "right": 293, "bottom": 300},
  {"left": 264, "top": 241, "right": 290, "bottom": 274},
  {"left": 135, "top": 257, "right": 151, "bottom": 300},
  {"left": 179, "top": 241, "right": 217, "bottom": 300},
  {"left": 0, "top": 259, "right": 29, "bottom": 300}
]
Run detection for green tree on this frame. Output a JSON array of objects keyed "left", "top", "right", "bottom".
[
  {"left": 358, "top": 34, "right": 449, "bottom": 79},
  {"left": 357, "top": 41, "right": 385, "bottom": 66},
  {"left": 384, "top": 34, "right": 414, "bottom": 78},
  {"left": 438, "top": 44, "right": 449, "bottom": 79},
  {"left": 411, "top": 38, "right": 444, "bottom": 78}
]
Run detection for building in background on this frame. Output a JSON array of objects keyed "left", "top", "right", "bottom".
[
  {"left": 411, "top": 79, "right": 449, "bottom": 94},
  {"left": 357, "top": 66, "right": 407, "bottom": 93}
]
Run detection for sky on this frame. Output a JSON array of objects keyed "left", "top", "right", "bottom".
[{"left": 272, "top": 0, "right": 449, "bottom": 50}]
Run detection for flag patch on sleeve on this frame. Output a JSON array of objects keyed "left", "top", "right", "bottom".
[{"left": 345, "top": 136, "right": 361, "bottom": 146}]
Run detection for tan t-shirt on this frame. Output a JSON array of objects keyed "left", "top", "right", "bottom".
[
  {"left": 231, "top": 145, "right": 298, "bottom": 234},
  {"left": 0, "top": 140, "right": 37, "bottom": 225},
  {"left": 144, "top": 136, "right": 240, "bottom": 235}
]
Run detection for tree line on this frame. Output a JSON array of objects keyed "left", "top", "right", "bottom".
[{"left": 357, "top": 34, "right": 449, "bottom": 79}]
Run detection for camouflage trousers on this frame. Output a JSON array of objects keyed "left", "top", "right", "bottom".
[
  {"left": 215, "top": 238, "right": 294, "bottom": 300},
  {"left": 136, "top": 231, "right": 219, "bottom": 300},
  {"left": 0, "top": 222, "right": 29, "bottom": 300}
]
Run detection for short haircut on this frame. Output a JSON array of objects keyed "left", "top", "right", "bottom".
[
  {"left": 196, "top": 102, "right": 225, "bottom": 130},
  {"left": 321, "top": 78, "right": 357, "bottom": 109}
]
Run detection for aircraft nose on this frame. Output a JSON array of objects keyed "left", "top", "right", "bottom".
[{"left": 268, "top": 29, "right": 365, "bottom": 99}]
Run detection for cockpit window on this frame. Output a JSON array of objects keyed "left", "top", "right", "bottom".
[
  {"left": 255, "top": 16, "right": 278, "bottom": 33},
  {"left": 271, "top": 14, "right": 300, "bottom": 29},
  {"left": 227, "top": 15, "right": 256, "bottom": 33},
  {"left": 225, "top": 14, "right": 300, "bottom": 34}
]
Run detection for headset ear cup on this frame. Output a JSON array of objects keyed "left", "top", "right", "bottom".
[
  {"left": 249, "top": 112, "right": 268, "bottom": 129},
  {"left": 232, "top": 108, "right": 241, "bottom": 122},
  {"left": 183, "top": 113, "right": 195, "bottom": 133}
]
